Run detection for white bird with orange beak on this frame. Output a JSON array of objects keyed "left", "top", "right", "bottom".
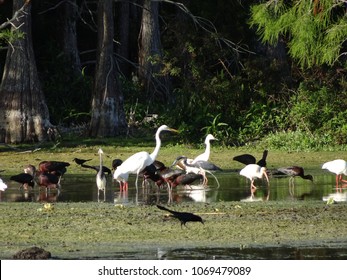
[{"left": 240, "top": 164, "right": 270, "bottom": 190}]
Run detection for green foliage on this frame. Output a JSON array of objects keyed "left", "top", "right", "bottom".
[
  {"left": 201, "top": 113, "right": 228, "bottom": 140},
  {"left": 236, "top": 101, "right": 286, "bottom": 145},
  {"left": 250, "top": 0, "right": 347, "bottom": 67},
  {"left": 286, "top": 84, "right": 347, "bottom": 144},
  {"left": 259, "top": 130, "right": 334, "bottom": 151},
  {"left": 0, "top": 29, "right": 24, "bottom": 48}
]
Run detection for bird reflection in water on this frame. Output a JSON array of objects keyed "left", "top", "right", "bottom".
[
  {"left": 240, "top": 164, "right": 270, "bottom": 200},
  {"left": 274, "top": 166, "right": 314, "bottom": 198}
]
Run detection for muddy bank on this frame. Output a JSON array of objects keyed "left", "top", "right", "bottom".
[{"left": 0, "top": 201, "right": 346, "bottom": 259}]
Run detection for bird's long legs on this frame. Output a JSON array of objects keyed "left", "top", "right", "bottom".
[{"left": 289, "top": 177, "right": 295, "bottom": 197}]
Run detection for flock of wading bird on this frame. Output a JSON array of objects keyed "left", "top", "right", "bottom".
[{"left": 2, "top": 124, "right": 347, "bottom": 224}]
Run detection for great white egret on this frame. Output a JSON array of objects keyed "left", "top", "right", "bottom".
[
  {"left": 240, "top": 164, "right": 269, "bottom": 190},
  {"left": 192, "top": 134, "right": 217, "bottom": 163},
  {"left": 96, "top": 148, "right": 107, "bottom": 202},
  {"left": 113, "top": 125, "right": 178, "bottom": 190},
  {"left": 233, "top": 150, "right": 268, "bottom": 167},
  {"left": 322, "top": 159, "right": 347, "bottom": 186}
]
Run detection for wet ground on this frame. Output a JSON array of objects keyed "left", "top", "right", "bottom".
[{"left": 1, "top": 168, "right": 347, "bottom": 260}]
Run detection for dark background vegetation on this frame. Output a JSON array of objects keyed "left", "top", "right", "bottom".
[{"left": 1, "top": 0, "right": 346, "bottom": 149}]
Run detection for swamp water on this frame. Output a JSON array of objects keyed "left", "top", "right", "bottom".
[{"left": 1, "top": 169, "right": 347, "bottom": 260}]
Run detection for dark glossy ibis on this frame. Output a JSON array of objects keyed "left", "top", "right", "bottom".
[
  {"left": 168, "top": 173, "right": 203, "bottom": 188},
  {"left": 233, "top": 150, "right": 268, "bottom": 167},
  {"left": 111, "top": 159, "right": 123, "bottom": 171},
  {"left": 38, "top": 161, "right": 70, "bottom": 183},
  {"left": 10, "top": 173, "right": 35, "bottom": 190},
  {"left": 277, "top": 166, "right": 313, "bottom": 182}
]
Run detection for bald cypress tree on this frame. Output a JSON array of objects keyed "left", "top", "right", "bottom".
[
  {"left": 0, "top": 0, "right": 53, "bottom": 143},
  {"left": 89, "top": 0, "right": 127, "bottom": 137},
  {"left": 249, "top": 0, "right": 347, "bottom": 68}
]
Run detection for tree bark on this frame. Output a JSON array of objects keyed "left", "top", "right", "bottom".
[
  {"left": 116, "top": 0, "right": 130, "bottom": 76},
  {"left": 58, "top": 0, "right": 82, "bottom": 76},
  {"left": 89, "top": 0, "right": 127, "bottom": 137},
  {"left": 0, "top": 0, "right": 53, "bottom": 143},
  {"left": 138, "top": 0, "right": 172, "bottom": 103}
]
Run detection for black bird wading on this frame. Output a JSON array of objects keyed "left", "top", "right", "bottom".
[{"left": 157, "top": 205, "right": 204, "bottom": 227}]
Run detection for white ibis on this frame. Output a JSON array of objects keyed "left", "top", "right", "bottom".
[
  {"left": 233, "top": 150, "right": 268, "bottom": 167},
  {"left": 0, "top": 178, "right": 7, "bottom": 191},
  {"left": 113, "top": 125, "right": 178, "bottom": 190},
  {"left": 96, "top": 148, "right": 106, "bottom": 202},
  {"left": 240, "top": 164, "right": 270, "bottom": 190},
  {"left": 322, "top": 159, "right": 347, "bottom": 186},
  {"left": 192, "top": 134, "right": 217, "bottom": 163}
]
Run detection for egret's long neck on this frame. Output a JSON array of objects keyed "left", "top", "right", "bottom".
[
  {"left": 204, "top": 140, "right": 211, "bottom": 160},
  {"left": 99, "top": 152, "right": 103, "bottom": 170},
  {"left": 150, "top": 130, "right": 162, "bottom": 161}
]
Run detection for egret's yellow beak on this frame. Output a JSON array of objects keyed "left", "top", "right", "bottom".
[{"left": 168, "top": 128, "right": 179, "bottom": 133}]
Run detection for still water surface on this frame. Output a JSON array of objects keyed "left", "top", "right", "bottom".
[{"left": 1, "top": 168, "right": 346, "bottom": 204}]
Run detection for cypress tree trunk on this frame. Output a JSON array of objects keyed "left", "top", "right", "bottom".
[
  {"left": 89, "top": 0, "right": 127, "bottom": 137},
  {"left": 59, "top": 0, "right": 81, "bottom": 76},
  {"left": 0, "top": 0, "right": 52, "bottom": 143},
  {"left": 138, "top": 0, "right": 172, "bottom": 103},
  {"left": 116, "top": 0, "right": 130, "bottom": 76}
]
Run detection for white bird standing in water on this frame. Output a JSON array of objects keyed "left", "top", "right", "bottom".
[
  {"left": 322, "top": 159, "right": 347, "bottom": 186},
  {"left": 96, "top": 148, "right": 106, "bottom": 202},
  {"left": 240, "top": 164, "right": 270, "bottom": 191},
  {"left": 192, "top": 134, "right": 217, "bottom": 163},
  {"left": 0, "top": 178, "right": 7, "bottom": 191},
  {"left": 113, "top": 125, "right": 178, "bottom": 190}
]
